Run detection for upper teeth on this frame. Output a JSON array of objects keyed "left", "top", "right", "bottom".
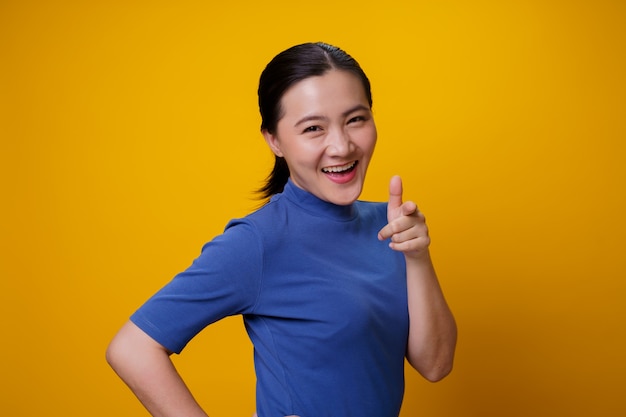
[{"left": 322, "top": 161, "right": 356, "bottom": 173}]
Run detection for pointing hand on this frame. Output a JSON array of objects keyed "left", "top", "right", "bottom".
[{"left": 377, "top": 176, "right": 430, "bottom": 259}]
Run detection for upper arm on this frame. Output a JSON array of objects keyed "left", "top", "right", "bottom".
[
  {"left": 106, "top": 320, "right": 171, "bottom": 370},
  {"left": 127, "top": 221, "right": 264, "bottom": 354}
]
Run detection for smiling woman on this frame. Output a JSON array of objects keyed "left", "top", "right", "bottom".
[
  {"left": 257, "top": 42, "right": 374, "bottom": 199},
  {"left": 262, "top": 70, "right": 377, "bottom": 205},
  {"left": 106, "top": 42, "right": 457, "bottom": 417}
]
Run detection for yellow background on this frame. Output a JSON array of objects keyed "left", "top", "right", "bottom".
[{"left": 1, "top": 0, "right": 625, "bottom": 416}]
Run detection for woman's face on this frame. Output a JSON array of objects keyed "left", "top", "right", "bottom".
[{"left": 263, "top": 70, "right": 377, "bottom": 206}]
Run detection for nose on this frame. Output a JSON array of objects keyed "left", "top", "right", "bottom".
[{"left": 326, "top": 128, "right": 354, "bottom": 156}]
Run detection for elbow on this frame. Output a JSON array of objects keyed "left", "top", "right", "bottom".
[
  {"left": 420, "top": 361, "right": 454, "bottom": 382},
  {"left": 407, "top": 335, "right": 457, "bottom": 382},
  {"left": 408, "top": 319, "right": 458, "bottom": 382},
  {"left": 408, "top": 355, "right": 455, "bottom": 382}
]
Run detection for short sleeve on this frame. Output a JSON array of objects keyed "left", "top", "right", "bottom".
[{"left": 130, "top": 219, "right": 263, "bottom": 353}]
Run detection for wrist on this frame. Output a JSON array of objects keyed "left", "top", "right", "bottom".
[{"left": 405, "top": 247, "right": 431, "bottom": 260}]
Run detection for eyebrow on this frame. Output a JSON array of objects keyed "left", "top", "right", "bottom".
[{"left": 293, "top": 104, "right": 371, "bottom": 127}]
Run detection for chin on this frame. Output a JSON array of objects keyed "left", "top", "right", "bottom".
[{"left": 328, "top": 186, "right": 363, "bottom": 206}]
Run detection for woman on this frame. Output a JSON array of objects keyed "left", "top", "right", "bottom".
[{"left": 106, "top": 42, "right": 457, "bottom": 417}]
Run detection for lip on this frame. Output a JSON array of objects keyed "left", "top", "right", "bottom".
[
  {"left": 321, "top": 160, "right": 357, "bottom": 173},
  {"left": 322, "top": 160, "right": 359, "bottom": 184}
]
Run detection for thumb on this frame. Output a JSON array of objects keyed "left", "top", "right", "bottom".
[{"left": 388, "top": 175, "right": 403, "bottom": 212}]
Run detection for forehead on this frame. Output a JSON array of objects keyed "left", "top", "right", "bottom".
[{"left": 279, "top": 70, "right": 369, "bottom": 118}]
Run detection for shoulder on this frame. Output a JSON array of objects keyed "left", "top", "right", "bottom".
[
  {"left": 226, "top": 194, "right": 287, "bottom": 232},
  {"left": 220, "top": 195, "right": 291, "bottom": 252}
]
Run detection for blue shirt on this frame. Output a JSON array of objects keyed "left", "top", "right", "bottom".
[{"left": 131, "top": 180, "right": 409, "bottom": 417}]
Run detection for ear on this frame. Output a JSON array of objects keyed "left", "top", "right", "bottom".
[{"left": 262, "top": 129, "right": 284, "bottom": 157}]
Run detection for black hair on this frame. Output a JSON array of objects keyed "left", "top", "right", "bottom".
[{"left": 257, "top": 42, "right": 373, "bottom": 200}]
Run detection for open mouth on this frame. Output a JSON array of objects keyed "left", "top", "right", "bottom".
[{"left": 321, "top": 161, "right": 358, "bottom": 175}]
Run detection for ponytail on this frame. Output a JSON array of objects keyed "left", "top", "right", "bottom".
[{"left": 258, "top": 155, "right": 290, "bottom": 200}]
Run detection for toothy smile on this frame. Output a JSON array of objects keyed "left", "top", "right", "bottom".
[{"left": 321, "top": 161, "right": 358, "bottom": 174}]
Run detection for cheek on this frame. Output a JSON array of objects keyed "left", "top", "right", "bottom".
[
  {"left": 358, "top": 129, "right": 377, "bottom": 156},
  {"left": 283, "top": 142, "right": 322, "bottom": 167}
]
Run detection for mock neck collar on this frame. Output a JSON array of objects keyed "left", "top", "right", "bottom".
[{"left": 277, "top": 179, "right": 357, "bottom": 221}]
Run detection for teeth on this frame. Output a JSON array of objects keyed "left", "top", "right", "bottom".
[{"left": 322, "top": 161, "right": 356, "bottom": 173}]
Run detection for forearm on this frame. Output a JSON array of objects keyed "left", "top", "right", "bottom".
[
  {"left": 405, "top": 251, "right": 457, "bottom": 382},
  {"left": 106, "top": 321, "right": 209, "bottom": 417}
]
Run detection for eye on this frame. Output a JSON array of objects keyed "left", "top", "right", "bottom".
[
  {"left": 303, "top": 125, "right": 322, "bottom": 133},
  {"left": 348, "top": 115, "right": 367, "bottom": 124}
]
